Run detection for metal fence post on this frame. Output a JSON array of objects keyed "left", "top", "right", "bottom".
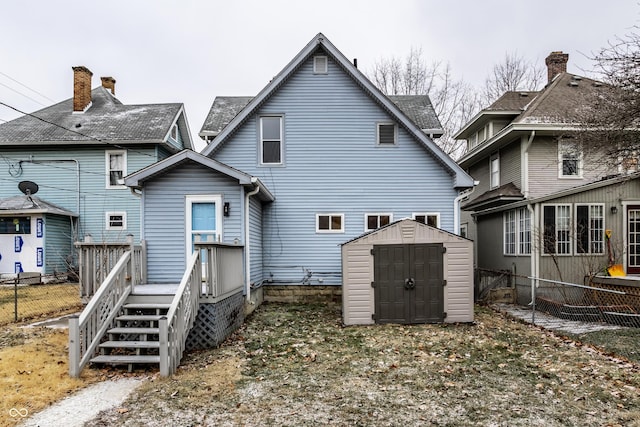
[
  {"left": 14, "top": 276, "right": 18, "bottom": 322},
  {"left": 69, "top": 315, "right": 80, "bottom": 377}
]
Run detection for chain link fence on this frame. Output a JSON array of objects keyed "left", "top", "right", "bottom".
[
  {"left": 0, "top": 273, "right": 82, "bottom": 326},
  {"left": 477, "top": 268, "right": 640, "bottom": 329}
]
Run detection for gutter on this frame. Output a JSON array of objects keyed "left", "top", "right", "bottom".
[{"left": 454, "top": 181, "right": 479, "bottom": 234}]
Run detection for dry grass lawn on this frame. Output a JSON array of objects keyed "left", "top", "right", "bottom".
[
  {"left": 89, "top": 303, "right": 640, "bottom": 427},
  {"left": 0, "top": 326, "right": 103, "bottom": 427}
]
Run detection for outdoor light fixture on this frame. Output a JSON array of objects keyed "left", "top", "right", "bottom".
[
  {"left": 611, "top": 206, "right": 618, "bottom": 214},
  {"left": 224, "top": 202, "right": 230, "bottom": 217}
]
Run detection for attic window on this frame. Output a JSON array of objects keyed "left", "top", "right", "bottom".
[
  {"left": 314, "top": 56, "right": 328, "bottom": 74},
  {"left": 377, "top": 123, "right": 397, "bottom": 145},
  {"left": 171, "top": 124, "right": 178, "bottom": 140}
]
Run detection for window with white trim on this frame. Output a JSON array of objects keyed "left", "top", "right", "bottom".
[
  {"left": 413, "top": 212, "right": 440, "bottom": 228},
  {"left": 377, "top": 123, "right": 397, "bottom": 145},
  {"left": 503, "top": 208, "right": 530, "bottom": 255},
  {"left": 576, "top": 204, "right": 604, "bottom": 254},
  {"left": 558, "top": 139, "right": 583, "bottom": 178},
  {"left": 106, "top": 211, "right": 126, "bottom": 230},
  {"left": 459, "top": 223, "right": 468, "bottom": 238},
  {"left": 106, "top": 150, "right": 126, "bottom": 188},
  {"left": 260, "top": 116, "right": 283, "bottom": 165},
  {"left": 170, "top": 124, "right": 178, "bottom": 140},
  {"left": 365, "top": 213, "right": 392, "bottom": 232},
  {"left": 543, "top": 204, "right": 572, "bottom": 255},
  {"left": 490, "top": 153, "right": 500, "bottom": 189},
  {"left": 316, "top": 214, "right": 344, "bottom": 233},
  {"left": 313, "top": 56, "right": 328, "bottom": 74}
]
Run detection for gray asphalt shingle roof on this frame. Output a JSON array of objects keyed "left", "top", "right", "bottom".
[
  {"left": 0, "top": 87, "right": 183, "bottom": 144},
  {"left": 199, "top": 94, "right": 443, "bottom": 137},
  {"left": 0, "top": 195, "right": 77, "bottom": 216}
]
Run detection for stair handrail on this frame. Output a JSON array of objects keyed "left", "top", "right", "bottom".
[
  {"left": 69, "top": 250, "right": 134, "bottom": 377},
  {"left": 159, "top": 249, "right": 201, "bottom": 376}
]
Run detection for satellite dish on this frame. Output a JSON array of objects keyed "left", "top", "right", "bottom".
[{"left": 18, "top": 181, "right": 39, "bottom": 196}]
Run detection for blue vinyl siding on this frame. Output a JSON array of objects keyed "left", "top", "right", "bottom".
[
  {"left": 43, "top": 214, "right": 74, "bottom": 274},
  {"left": 249, "top": 195, "right": 264, "bottom": 285},
  {"left": 214, "top": 53, "right": 457, "bottom": 284},
  {"left": 142, "top": 162, "right": 243, "bottom": 283},
  {"left": 0, "top": 146, "right": 159, "bottom": 244}
]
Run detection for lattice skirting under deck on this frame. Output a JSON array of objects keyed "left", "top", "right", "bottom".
[{"left": 186, "top": 291, "right": 244, "bottom": 350}]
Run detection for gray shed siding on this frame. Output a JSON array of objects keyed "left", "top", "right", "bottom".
[
  {"left": 342, "top": 220, "right": 473, "bottom": 325},
  {"left": 142, "top": 162, "right": 243, "bottom": 283},
  {"left": 43, "top": 214, "right": 74, "bottom": 274},
  {"left": 214, "top": 54, "right": 458, "bottom": 284},
  {"left": 0, "top": 146, "right": 159, "bottom": 243}
]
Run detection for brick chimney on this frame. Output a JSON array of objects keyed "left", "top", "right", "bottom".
[
  {"left": 72, "top": 66, "right": 93, "bottom": 112},
  {"left": 545, "top": 51, "right": 569, "bottom": 84},
  {"left": 101, "top": 76, "right": 116, "bottom": 95}
]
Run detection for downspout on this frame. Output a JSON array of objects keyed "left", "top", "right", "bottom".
[
  {"left": 453, "top": 181, "right": 479, "bottom": 234},
  {"left": 245, "top": 179, "right": 261, "bottom": 303},
  {"left": 523, "top": 131, "right": 536, "bottom": 304},
  {"left": 522, "top": 131, "right": 535, "bottom": 199}
]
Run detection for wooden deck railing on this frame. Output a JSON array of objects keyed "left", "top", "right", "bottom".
[
  {"left": 159, "top": 250, "right": 201, "bottom": 376},
  {"left": 69, "top": 250, "right": 134, "bottom": 377},
  {"left": 75, "top": 235, "right": 146, "bottom": 300}
]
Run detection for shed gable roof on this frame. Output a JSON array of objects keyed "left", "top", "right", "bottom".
[
  {"left": 0, "top": 87, "right": 192, "bottom": 150},
  {"left": 0, "top": 195, "right": 77, "bottom": 217},
  {"left": 200, "top": 33, "right": 472, "bottom": 189}
]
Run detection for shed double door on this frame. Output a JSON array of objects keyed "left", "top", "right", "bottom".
[{"left": 373, "top": 243, "right": 444, "bottom": 324}]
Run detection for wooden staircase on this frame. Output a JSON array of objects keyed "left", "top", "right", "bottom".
[{"left": 89, "top": 293, "right": 173, "bottom": 371}]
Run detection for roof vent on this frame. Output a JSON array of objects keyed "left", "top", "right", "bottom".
[
  {"left": 519, "top": 92, "right": 529, "bottom": 97},
  {"left": 594, "top": 82, "right": 603, "bottom": 87},
  {"left": 572, "top": 75, "right": 582, "bottom": 81},
  {"left": 569, "top": 81, "right": 579, "bottom": 87}
]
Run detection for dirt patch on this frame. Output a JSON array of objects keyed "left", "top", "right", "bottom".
[{"left": 86, "top": 303, "right": 640, "bottom": 426}]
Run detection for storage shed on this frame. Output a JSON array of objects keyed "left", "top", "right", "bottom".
[{"left": 341, "top": 218, "right": 474, "bottom": 325}]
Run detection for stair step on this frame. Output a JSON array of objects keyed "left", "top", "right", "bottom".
[
  {"left": 123, "top": 303, "right": 171, "bottom": 310},
  {"left": 116, "top": 314, "right": 164, "bottom": 322},
  {"left": 99, "top": 340, "right": 160, "bottom": 349},
  {"left": 90, "top": 355, "right": 160, "bottom": 365},
  {"left": 108, "top": 327, "right": 159, "bottom": 335}
]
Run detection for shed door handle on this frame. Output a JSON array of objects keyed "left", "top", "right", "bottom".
[{"left": 405, "top": 278, "right": 415, "bottom": 290}]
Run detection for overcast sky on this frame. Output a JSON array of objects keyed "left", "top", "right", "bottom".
[{"left": 1, "top": 1, "right": 638, "bottom": 151}]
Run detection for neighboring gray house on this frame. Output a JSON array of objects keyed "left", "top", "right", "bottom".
[
  {"left": 455, "top": 51, "right": 639, "bottom": 302},
  {"left": 0, "top": 66, "right": 193, "bottom": 275}
]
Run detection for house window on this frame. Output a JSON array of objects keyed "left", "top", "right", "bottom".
[
  {"left": 106, "top": 212, "right": 126, "bottom": 230},
  {"left": 413, "top": 213, "right": 440, "bottom": 228},
  {"left": 503, "top": 208, "right": 530, "bottom": 255},
  {"left": 377, "top": 124, "right": 397, "bottom": 145},
  {"left": 0, "top": 217, "right": 30, "bottom": 234},
  {"left": 106, "top": 150, "right": 126, "bottom": 188},
  {"left": 260, "top": 116, "right": 283, "bottom": 165},
  {"left": 558, "top": 139, "right": 582, "bottom": 178},
  {"left": 316, "top": 214, "right": 344, "bottom": 233},
  {"left": 490, "top": 153, "right": 500, "bottom": 189},
  {"left": 170, "top": 124, "right": 178, "bottom": 140},
  {"left": 365, "top": 213, "right": 392, "bottom": 232},
  {"left": 313, "top": 56, "right": 328, "bottom": 74},
  {"left": 459, "top": 223, "right": 468, "bottom": 238},
  {"left": 543, "top": 204, "right": 572, "bottom": 255},
  {"left": 576, "top": 204, "right": 604, "bottom": 254}
]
